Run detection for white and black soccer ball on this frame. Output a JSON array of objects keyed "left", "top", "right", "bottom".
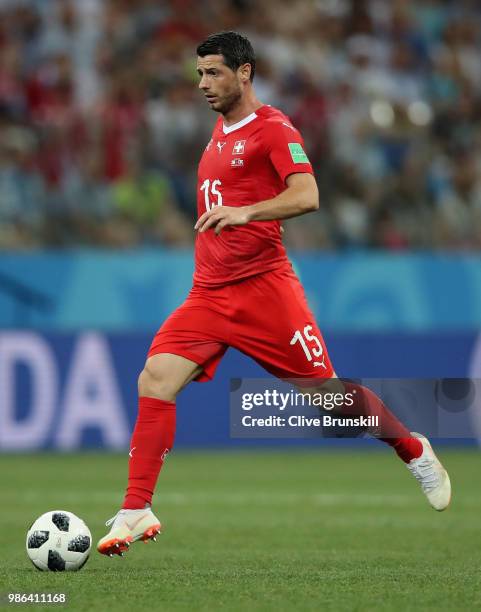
[{"left": 26, "top": 510, "right": 91, "bottom": 571}]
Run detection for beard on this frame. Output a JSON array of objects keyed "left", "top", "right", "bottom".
[{"left": 211, "top": 85, "right": 242, "bottom": 115}]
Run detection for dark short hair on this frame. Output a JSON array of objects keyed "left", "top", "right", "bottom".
[{"left": 196, "top": 31, "right": 256, "bottom": 81}]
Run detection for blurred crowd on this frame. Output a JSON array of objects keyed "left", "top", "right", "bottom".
[{"left": 1, "top": 0, "right": 481, "bottom": 250}]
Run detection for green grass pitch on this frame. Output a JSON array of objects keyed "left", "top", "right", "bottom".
[{"left": 1, "top": 449, "right": 480, "bottom": 611}]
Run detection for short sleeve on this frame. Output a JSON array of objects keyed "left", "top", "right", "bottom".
[{"left": 265, "top": 121, "right": 313, "bottom": 184}]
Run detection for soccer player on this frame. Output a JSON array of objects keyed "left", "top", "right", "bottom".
[{"left": 98, "top": 32, "right": 451, "bottom": 557}]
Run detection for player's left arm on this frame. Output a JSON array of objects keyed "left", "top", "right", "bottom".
[
  {"left": 246, "top": 172, "right": 319, "bottom": 221},
  {"left": 195, "top": 173, "right": 318, "bottom": 235}
]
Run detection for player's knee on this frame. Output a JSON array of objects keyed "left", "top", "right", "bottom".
[
  {"left": 138, "top": 365, "right": 178, "bottom": 402},
  {"left": 298, "top": 378, "right": 347, "bottom": 414}
]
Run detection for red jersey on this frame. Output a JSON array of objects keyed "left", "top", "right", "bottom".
[{"left": 194, "top": 105, "right": 313, "bottom": 286}]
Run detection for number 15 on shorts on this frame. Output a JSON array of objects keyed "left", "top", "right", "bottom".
[{"left": 290, "top": 325, "right": 327, "bottom": 369}]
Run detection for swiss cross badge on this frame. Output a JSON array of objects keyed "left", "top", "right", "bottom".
[{"left": 232, "top": 140, "right": 246, "bottom": 155}]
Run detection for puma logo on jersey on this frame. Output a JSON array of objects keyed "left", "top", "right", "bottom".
[{"left": 217, "top": 141, "right": 226, "bottom": 154}]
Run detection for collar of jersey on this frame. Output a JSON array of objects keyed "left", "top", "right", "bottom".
[{"left": 222, "top": 111, "right": 258, "bottom": 134}]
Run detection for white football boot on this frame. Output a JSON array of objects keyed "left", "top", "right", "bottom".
[
  {"left": 97, "top": 508, "right": 162, "bottom": 557},
  {"left": 406, "top": 433, "right": 451, "bottom": 511}
]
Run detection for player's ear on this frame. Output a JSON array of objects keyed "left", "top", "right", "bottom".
[{"left": 239, "top": 63, "right": 252, "bottom": 83}]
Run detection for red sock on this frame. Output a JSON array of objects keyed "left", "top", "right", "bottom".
[
  {"left": 342, "top": 382, "right": 423, "bottom": 463},
  {"left": 123, "top": 397, "right": 176, "bottom": 509}
]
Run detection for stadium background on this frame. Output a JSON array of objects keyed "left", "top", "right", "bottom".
[
  {"left": 1, "top": 0, "right": 481, "bottom": 450},
  {"left": 1, "top": 2, "right": 481, "bottom": 609}
]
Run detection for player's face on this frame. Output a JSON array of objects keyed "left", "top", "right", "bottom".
[{"left": 197, "top": 54, "right": 244, "bottom": 115}]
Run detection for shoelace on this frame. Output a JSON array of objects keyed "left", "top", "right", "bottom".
[
  {"left": 408, "top": 456, "right": 439, "bottom": 493},
  {"left": 105, "top": 509, "right": 149, "bottom": 528},
  {"left": 105, "top": 511, "right": 125, "bottom": 527}
]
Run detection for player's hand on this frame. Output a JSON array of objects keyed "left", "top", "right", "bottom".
[{"left": 195, "top": 206, "right": 251, "bottom": 235}]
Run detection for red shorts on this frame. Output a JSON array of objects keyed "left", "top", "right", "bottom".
[{"left": 148, "top": 263, "right": 334, "bottom": 382}]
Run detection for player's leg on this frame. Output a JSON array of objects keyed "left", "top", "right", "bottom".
[
  {"left": 98, "top": 287, "right": 229, "bottom": 557},
  {"left": 97, "top": 353, "right": 202, "bottom": 557},
  {"left": 123, "top": 353, "right": 202, "bottom": 511},
  {"left": 293, "top": 376, "right": 424, "bottom": 462},
  {"left": 230, "top": 264, "right": 450, "bottom": 510},
  {"left": 138, "top": 352, "right": 204, "bottom": 400},
  {"left": 297, "top": 378, "right": 451, "bottom": 510}
]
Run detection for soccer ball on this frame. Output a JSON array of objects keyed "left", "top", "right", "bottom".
[{"left": 26, "top": 510, "right": 91, "bottom": 571}]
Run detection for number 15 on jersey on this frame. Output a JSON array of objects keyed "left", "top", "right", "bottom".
[{"left": 200, "top": 179, "right": 223, "bottom": 211}]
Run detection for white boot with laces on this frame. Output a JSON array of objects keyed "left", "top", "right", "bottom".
[
  {"left": 97, "top": 507, "right": 161, "bottom": 557},
  {"left": 406, "top": 433, "right": 451, "bottom": 511}
]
